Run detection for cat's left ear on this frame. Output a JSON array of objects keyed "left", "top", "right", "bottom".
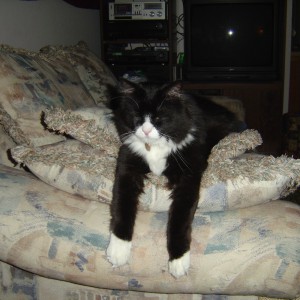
[
  {"left": 163, "top": 81, "right": 183, "bottom": 99},
  {"left": 118, "top": 78, "right": 139, "bottom": 95}
]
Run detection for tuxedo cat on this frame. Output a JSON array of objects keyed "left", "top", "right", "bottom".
[{"left": 106, "top": 79, "right": 241, "bottom": 278}]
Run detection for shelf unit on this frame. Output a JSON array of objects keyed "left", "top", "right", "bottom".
[{"left": 99, "top": 0, "right": 176, "bottom": 82}]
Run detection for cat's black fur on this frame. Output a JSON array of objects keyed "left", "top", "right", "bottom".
[{"left": 107, "top": 79, "right": 241, "bottom": 276}]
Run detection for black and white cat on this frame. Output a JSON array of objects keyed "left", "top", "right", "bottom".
[{"left": 106, "top": 79, "right": 241, "bottom": 278}]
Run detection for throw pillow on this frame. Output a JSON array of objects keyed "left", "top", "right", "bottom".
[
  {"left": 11, "top": 107, "right": 300, "bottom": 212},
  {"left": 11, "top": 140, "right": 170, "bottom": 211},
  {"left": 40, "top": 41, "right": 118, "bottom": 105}
]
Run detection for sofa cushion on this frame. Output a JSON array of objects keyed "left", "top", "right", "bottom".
[
  {"left": 0, "top": 261, "right": 299, "bottom": 300},
  {"left": 0, "top": 164, "right": 299, "bottom": 298},
  {"left": 0, "top": 44, "right": 96, "bottom": 147}
]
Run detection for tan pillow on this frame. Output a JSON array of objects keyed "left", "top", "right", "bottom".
[
  {"left": 11, "top": 140, "right": 170, "bottom": 211},
  {"left": 40, "top": 41, "right": 117, "bottom": 105}
]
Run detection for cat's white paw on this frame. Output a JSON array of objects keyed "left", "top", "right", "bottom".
[
  {"left": 106, "top": 233, "right": 132, "bottom": 267},
  {"left": 169, "top": 251, "right": 190, "bottom": 278}
]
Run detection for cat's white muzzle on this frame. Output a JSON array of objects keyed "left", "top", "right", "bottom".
[{"left": 136, "top": 118, "right": 160, "bottom": 143}]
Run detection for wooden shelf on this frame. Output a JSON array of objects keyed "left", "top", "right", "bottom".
[
  {"left": 182, "top": 81, "right": 282, "bottom": 90},
  {"left": 102, "top": 39, "right": 170, "bottom": 44}
]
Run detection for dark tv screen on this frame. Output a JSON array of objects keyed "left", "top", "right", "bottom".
[{"left": 183, "top": 0, "right": 284, "bottom": 81}]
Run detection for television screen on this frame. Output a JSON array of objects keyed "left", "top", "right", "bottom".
[{"left": 183, "top": 0, "right": 284, "bottom": 81}]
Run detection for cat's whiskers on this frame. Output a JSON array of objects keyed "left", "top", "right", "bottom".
[
  {"left": 171, "top": 153, "right": 185, "bottom": 173},
  {"left": 159, "top": 132, "right": 173, "bottom": 141},
  {"left": 125, "top": 96, "right": 140, "bottom": 109},
  {"left": 119, "top": 131, "right": 135, "bottom": 142},
  {"left": 158, "top": 130, "right": 193, "bottom": 173},
  {"left": 173, "top": 149, "right": 192, "bottom": 173}
]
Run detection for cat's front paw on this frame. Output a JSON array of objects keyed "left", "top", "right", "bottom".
[
  {"left": 168, "top": 251, "right": 190, "bottom": 278},
  {"left": 106, "top": 233, "right": 132, "bottom": 267}
]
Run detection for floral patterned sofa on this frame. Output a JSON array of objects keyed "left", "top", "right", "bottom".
[{"left": 0, "top": 42, "right": 299, "bottom": 300}]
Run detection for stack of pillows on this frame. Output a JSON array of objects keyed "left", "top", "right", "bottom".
[{"left": 0, "top": 41, "right": 300, "bottom": 215}]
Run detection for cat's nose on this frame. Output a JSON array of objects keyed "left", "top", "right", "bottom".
[{"left": 142, "top": 123, "right": 153, "bottom": 136}]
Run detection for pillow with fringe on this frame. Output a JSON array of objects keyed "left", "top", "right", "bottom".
[{"left": 9, "top": 107, "right": 300, "bottom": 212}]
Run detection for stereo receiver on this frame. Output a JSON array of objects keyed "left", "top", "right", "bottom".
[{"left": 109, "top": 0, "right": 166, "bottom": 20}]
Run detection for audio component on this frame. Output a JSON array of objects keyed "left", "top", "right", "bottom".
[
  {"left": 106, "top": 47, "right": 168, "bottom": 64},
  {"left": 109, "top": 0, "right": 166, "bottom": 20}
]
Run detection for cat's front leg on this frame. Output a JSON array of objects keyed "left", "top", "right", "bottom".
[
  {"left": 106, "top": 148, "right": 146, "bottom": 267},
  {"left": 167, "top": 177, "right": 200, "bottom": 278},
  {"left": 106, "top": 170, "right": 144, "bottom": 267}
]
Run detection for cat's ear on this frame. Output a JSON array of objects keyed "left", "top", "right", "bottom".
[
  {"left": 106, "top": 79, "right": 136, "bottom": 110},
  {"left": 118, "top": 78, "right": 139, "bottom": 95},
  {"left": 164, "top": 81, "right": 183, "bottom": 99}
]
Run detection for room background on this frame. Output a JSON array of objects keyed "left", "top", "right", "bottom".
[
  {"left": 0, "top": 0, "right": 295, "bottom": 114},
  {"left": 0, "top": 0, "right": 101, "bottom": 56}
]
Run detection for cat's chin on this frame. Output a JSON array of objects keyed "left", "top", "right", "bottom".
[{"left": 169, "top": 251, "right": 190, "bottom": 278}]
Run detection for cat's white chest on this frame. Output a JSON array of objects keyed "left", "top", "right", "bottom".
[
  {"left": 144, "top": 143, "right": 169, "bottom": 175},
  {"left": 126, "top": 137, "right": 171, "bottom": 176}
]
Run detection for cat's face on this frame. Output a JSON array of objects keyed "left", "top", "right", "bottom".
[{"left": 110, "top": 80, "right": 196, "bottom": 147}]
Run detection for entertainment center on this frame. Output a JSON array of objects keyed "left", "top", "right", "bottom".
[{"left": 100, "top": 0, "right": 287, "bottom": 155}]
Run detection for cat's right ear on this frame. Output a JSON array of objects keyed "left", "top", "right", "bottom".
[{"left": 161, "top": 80, "right": 184, "bottom": 100}]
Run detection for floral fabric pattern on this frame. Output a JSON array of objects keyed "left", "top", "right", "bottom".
[
  {"left": 40, "top": 41, "right": 117, "bottom": 105},
  {"left": 0, "top": 126, "right": 16, "bottom": 167},
  {"left": 0, "top": 44, "right": 96, "bottom": 147},
  {"left": 1, "top": 262, "right": 298, "bottom": 300}
]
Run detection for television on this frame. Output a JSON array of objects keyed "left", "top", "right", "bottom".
[{"left": 183, "top": 0, "right": 285, "bottom": 82}]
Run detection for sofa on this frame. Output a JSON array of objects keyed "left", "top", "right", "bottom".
[{"left": 0, "top": 42, "right": 299, "bottom": 300}]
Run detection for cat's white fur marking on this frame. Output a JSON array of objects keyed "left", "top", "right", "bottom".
[
  {"left": 169, "top": 251, "right": 190, "bottom": 278},
  {"left": 124, "top": 116, "right": 195, "bottom": 176},
  {"left": 106, "top": 233, "right": 132, "bottom": 267}
]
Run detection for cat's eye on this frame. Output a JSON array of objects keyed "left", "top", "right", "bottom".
[{"left": 133, "top": 116, "right": 141, "bottom": 126}]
